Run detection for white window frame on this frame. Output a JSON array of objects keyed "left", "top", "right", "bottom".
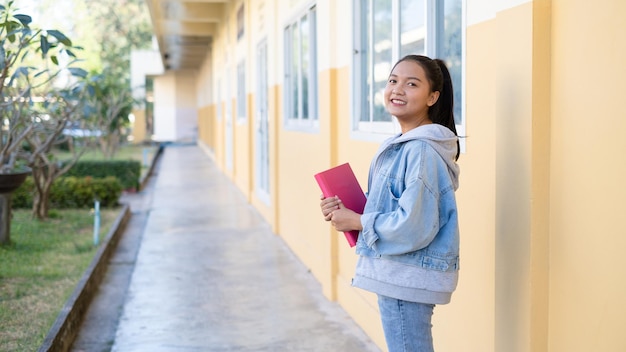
[
  {"left": 352, "top": 0, "right": 466, "bottom": 151},
  {"left": 283, "top": 4, "right": 318, "bottom": 131}
]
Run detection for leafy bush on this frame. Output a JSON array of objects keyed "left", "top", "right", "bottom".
[
  {"left": 63, "top": 160, "right": 141, "bottom": 190},
  {"left": 12, "top": 176, "right": 122, "bottom": 209}
]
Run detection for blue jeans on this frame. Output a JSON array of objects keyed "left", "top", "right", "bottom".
[{"left": 377, "top": 295, "right": 435, "bottom": 352}]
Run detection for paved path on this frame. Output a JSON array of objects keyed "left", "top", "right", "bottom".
[{"left": 72, "top": 144, "right": 379, "bottom": 352}]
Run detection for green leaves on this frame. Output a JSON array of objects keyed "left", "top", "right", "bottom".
[
  {"left": 68, "top": 67, "right": 87, "bottom": 78},
  {"left": 8, "top": 65, "right": 30, "bottom": 86},
  {"left": 13, "top": 14, "right": 31, "bottom": 26},
  {"left": 40, "top": 34, "right": 49, "bottom": 56},
  {"left": 46, "top": 29, "right": 71, "bottom": 46},
  {"left": 40, "top": 30, "right": 75, "bottom": 59},
  {"left": 0, "top": 45, "right": 5, "bottom": 70},
  {"left": 0, "top": 2, "right": 82, "bottom": 89},
  {"left": 0, "top": 2, "right": 86, "bottom": 175}
]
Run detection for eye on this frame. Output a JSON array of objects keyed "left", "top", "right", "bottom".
[{"left": 388, "top": 78, "right": 397, "bottom": 84}]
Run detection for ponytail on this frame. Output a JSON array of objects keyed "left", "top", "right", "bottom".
[
  {"left": 432, "top": 59, "right": 459, "bottom": 161},
  {"left": 394, "top": 55, "right": 460, "bottom": 160}
]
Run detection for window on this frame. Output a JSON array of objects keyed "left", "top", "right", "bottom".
[
  {"left": 284, "top": 5, "right": 318, "bottom": 130},
  {"left": 216, "top": 78, "right": 222, "bottom": 121},
  {"left": 353, "top": 0, "right": 464, "bottom": 138},
  {"left": 237, "top": 4, "right": 244, "bottom": 41},
  {"left": 237, "top": 60, "right": 247, "bottom": 122}
]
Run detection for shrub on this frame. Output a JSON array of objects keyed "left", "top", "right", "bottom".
[
  {"left": 63, "top": 160, "right": 141, "bottom": 190},
  {"left": 12, "top": 176, "right": 122, "bottom": 209}
]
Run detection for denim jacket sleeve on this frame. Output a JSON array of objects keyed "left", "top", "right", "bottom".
[{"left": 359, "top": 142, "right": 445, "bottom": 255}]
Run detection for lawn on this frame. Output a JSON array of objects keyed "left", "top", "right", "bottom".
[
  {"left": 63, "top": 143, "right": 158, "bottom": 162},
  {"left": 0, "top": 143, "right": 157, "bottom": 351},
  {"left": 0, "top": 209, "right": 120, "bottom": 351}
]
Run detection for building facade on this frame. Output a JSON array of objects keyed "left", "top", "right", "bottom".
[{"left": 142, "top": 0, "right": 626, "bottom": 350}]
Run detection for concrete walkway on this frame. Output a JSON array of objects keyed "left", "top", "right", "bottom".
[{"left": 72, "top": 144, "right": 379, "bottom": 352}]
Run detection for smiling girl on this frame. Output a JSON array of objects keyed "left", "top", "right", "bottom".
[{"left": 321, "top": 55, "right": 461, "bottom": 351}]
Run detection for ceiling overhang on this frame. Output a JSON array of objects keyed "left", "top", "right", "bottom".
[{"left": 146, "top": 0, "right": 229, "bottom": 71}]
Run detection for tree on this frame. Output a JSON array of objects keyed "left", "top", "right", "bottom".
[
  {"left": 24, "top": 83, "right": 91, "bottom": 219},
  {"left": 0, "top": 1, "right": 81, "bottom": 174},
  {"left": 26, "top": 0, "right": 153, "bottom": 156},
  {"left": 26, "top": 0, "right": 152, "bottom": 79},
  {"left": 69, "top": 0, "right": 152, "bottom": 154},
  {"left": 82, "top": 0, "right": 153, "bottom": 84},
  {"left": 0, "top": 1, "right": 85, "bottom": 240},
  {"left": 83, "top": 72, "right": 134, "bottom": 159}
]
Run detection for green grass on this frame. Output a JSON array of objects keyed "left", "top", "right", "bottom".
[
  {"left": 56, "top": 143, "right": 159, "bottom": 178},
  {"left": 62, "top": 143, "right": 158, "bottom": 161},
  {"left": 0, "top": 208, "right": 120, "bottom": 352}
]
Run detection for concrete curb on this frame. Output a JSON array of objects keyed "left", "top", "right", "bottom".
[
  {"left": 38, "top": 205, "right": 131, "bottom": 352},
  {"left": 139, "top": 144, "right": 163, "bottom": 192}
]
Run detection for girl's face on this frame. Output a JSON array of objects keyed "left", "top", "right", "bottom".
[{"left": 384, "top": 60, "right": 439, "bottom": 128}]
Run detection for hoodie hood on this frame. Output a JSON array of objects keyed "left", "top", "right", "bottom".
[{"left": 384, "top": 124, "right": 460, "bottom": 190}]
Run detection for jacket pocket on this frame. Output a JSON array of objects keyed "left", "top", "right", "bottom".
[
  {"left": 391, "top": 250, "right": 460, "bottom": 272},
  {"left": 417, "top": 251, "right": 459, "bottom": 272},
  {"left": 386, "top": 181, "right": 401, "bottom": 200}
]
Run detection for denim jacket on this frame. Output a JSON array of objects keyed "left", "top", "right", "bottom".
[{"left": 352, "top": 124, "right": 460, "bottom": 304}]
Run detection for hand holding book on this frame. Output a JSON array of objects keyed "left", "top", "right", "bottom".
[
  {"left": 315, "top": 163, "right": 366, "bottom": 247},
  {"left": 325, "top": 198, "right": 363, "bottom": 232}
]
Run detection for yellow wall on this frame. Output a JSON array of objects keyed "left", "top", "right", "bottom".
[
  {"left": 440, "top": 13, "right": 498, "bottom": 352},
  {"left": 331, "top": 66, "right": 386, "bottom": 347},
  {"left": 130, "top": 108, "right": 147, "bottom": 144},
  {"left": 495, "top": 4, "right": 534, "bottom": 351},
  {"left": 188, "top": 0, "right": 626, "bottom": 351},
  {"left": 550, "top": 1, "right": 626, "bottom": 351}
]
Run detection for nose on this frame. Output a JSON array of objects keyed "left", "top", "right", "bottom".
[{"left": 392, "top": 86, "right": 404, "bottom": 95}]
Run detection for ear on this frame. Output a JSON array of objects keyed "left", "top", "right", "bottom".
[{"left": 427, "top": 91, "right": 440, "bottom": 107}]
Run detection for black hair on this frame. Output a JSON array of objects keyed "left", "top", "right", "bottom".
[{"left": 394, "top": 55, "right": 460, "bottom": 160}]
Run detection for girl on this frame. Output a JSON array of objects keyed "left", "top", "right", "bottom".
[{"left": 320, "top": 55, "right": 460, "bottom": 352}]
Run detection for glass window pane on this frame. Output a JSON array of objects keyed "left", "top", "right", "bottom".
[
  {"left": 284, "top": 27, "right": 290, "bottom": 119},
  {"left": 308, "top": 8, "right": 318, "bottom": 121},
  {"left": 301, "top": 15, "right": 309, "bottom": 120},
  {"left": 354, "top": 0, "right": 464, "bottom": 134},
  {"left": 238, "top": 62, "right": 246, "bottom": 120},
  {"left": 439, "top": 0, "right": 463, "bottom": 125},
  {"left": 284, "top": 7, "right": 318, "bottom": 126},
  {"left": 400, "top": 0, "right": 426, "bottom": 57},
  {"left": 291, "top": 23, "right": 300, "bottom": 119},
  {"left": 359, "top": 0, "right": 372, "bottom": 123},
  {"left": 373, "top": 0, "right": 392, "bottom": 122}
]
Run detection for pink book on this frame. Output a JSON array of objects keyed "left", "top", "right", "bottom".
[{"left": 314, "top": 163, "right": 366, "bottom": 247}]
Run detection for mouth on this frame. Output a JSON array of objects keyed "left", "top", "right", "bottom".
[{"left": 390, "top": 99, "right": 406, "bottom": 105}]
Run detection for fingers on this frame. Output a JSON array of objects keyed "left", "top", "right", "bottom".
[
  {"left": 320, "top": 196, "right": 342, "bottom": 221},
  {"left": 320, "top": 196, "right": 340, "bottom": 209},
  {"left": 320, "top": 195, "right": 338, "bottom": 206},
  {"left": 322, "top": 204, "right": 337, "bottom": 221}
]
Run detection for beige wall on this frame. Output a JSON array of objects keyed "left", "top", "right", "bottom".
[
  {"left": 184, "top": 0, "right": 626, "bottom": 351},
  {"left": 153, "top": 71, "right": 198, "bottom": 142},
  {"left": 550, "top": 1, "right": 626, "bottom": 351},
  {"left": 153, "top": 73, "right": 176, "bottom": 141},
  {"left": 443, "top": 14, "right": 498, "bottom": 352},
  {"left": 130, "top": 108, "right": 147, "bottom": 144}
]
